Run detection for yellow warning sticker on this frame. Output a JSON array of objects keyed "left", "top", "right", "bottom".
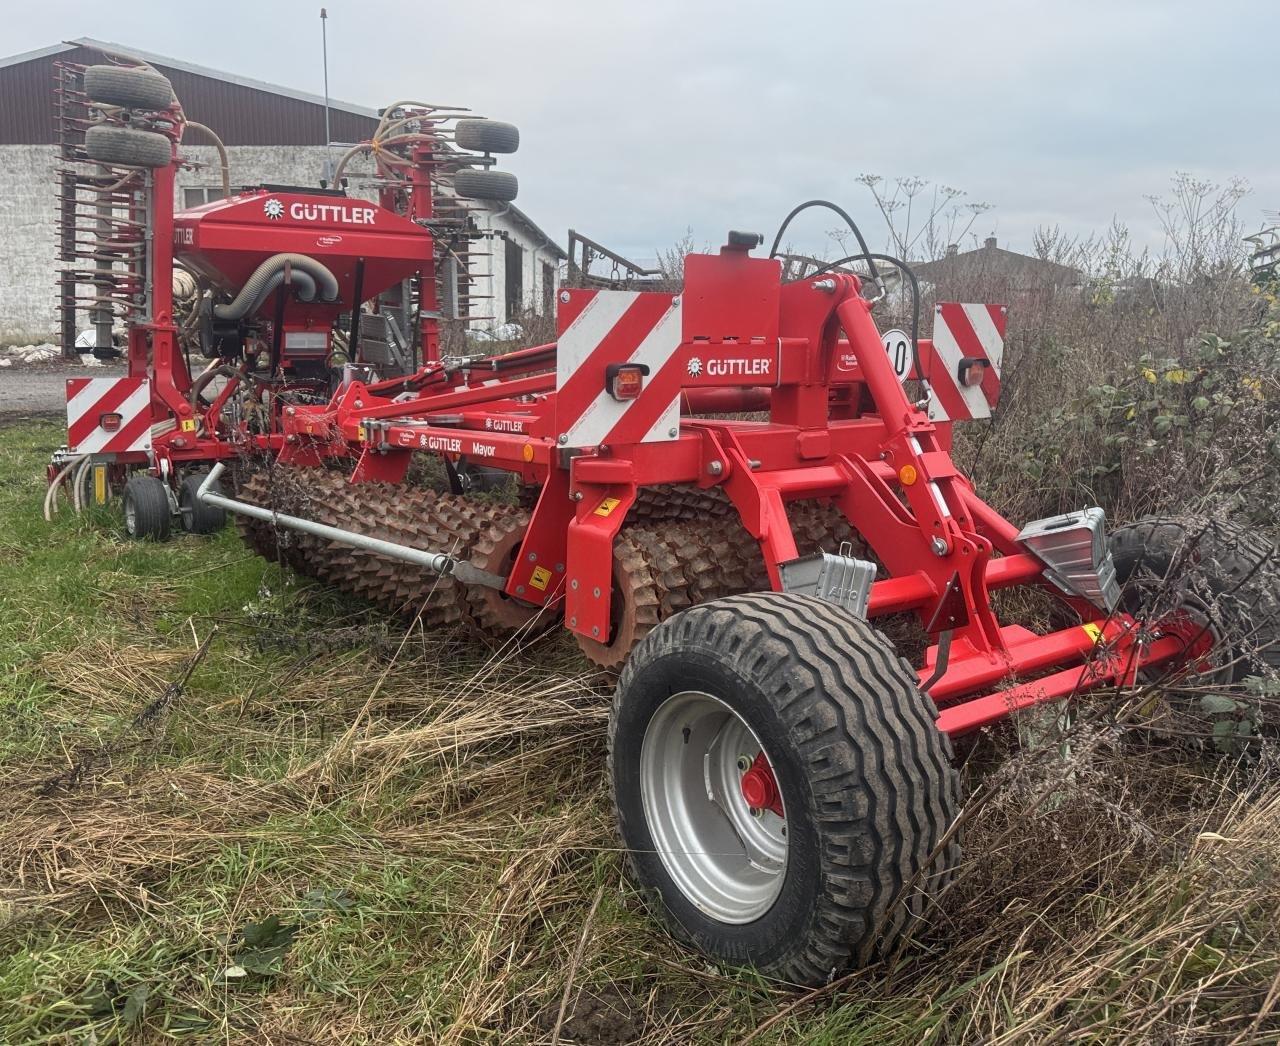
[
  {"left": 1082, "top": 622, "right": 1104, "bottom": 644},
  {"left": 357, "top": 425, "right": 367, "bottom": 442},
  {"left": 529, "top": 566, "right": 553, "bottom": 591},
  {"left": 594, "top": 496, "right": 622, "bottom": 517},
  {"left": 180, "top": 418, "right": 197, "bottom": 432}
]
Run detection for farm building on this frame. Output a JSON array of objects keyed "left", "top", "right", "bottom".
[
  {"left": 911, "top": 237, "right": 1082, "bottom": 300},
  {"left": 0, "top": 37, "right": 564, "bottom": 346}
]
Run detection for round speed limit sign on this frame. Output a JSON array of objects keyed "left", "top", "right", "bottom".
[{"left": 881, "top": 329, "right": 911, "bottom": 383}]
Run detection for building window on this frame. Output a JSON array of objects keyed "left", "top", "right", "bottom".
[
  {"left": 542, "top": 261, "right": 555, "bottom": 315},
  {"left": 182, "top": 186, "right": 226, "bottom": 209},
  {"left": 504, "top": 238, "right": 524, "bottom": 321}
]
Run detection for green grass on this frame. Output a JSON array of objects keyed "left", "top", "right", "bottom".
[{"left": 0, "top": 421, "right": 1277, "bottom": 1043}]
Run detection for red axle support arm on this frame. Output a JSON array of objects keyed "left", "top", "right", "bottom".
[{"left": 936, "top": 631, "right": 1186, "bottom": 736}]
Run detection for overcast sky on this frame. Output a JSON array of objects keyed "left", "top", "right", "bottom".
[{"left": 9, "top": 1, "right": 1279, "bottom": 261}]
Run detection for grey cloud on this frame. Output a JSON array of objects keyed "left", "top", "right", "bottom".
[{"left": 6, "top": 0, "right": 1277, "bottom": 259}]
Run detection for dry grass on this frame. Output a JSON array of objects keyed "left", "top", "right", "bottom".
[
  {"left": 2, "top": 567, "right": 1277, "bottom": 1042},
  {"left": 2, "top": 249, "right": 1279, "bottom": 1042}
]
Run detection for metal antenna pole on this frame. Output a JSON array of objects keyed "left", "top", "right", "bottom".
[{"left": 321, "top": 7, "right": 333, "bottom": 185}]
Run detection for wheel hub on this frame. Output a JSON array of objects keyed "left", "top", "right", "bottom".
[
  {"left": 739, "top": 752, "right": 784, "bottom": 817},
  {"left": 1155, "top": 607, "right": 1221, "bottom": 677},
  {"left": 639, "top": 691, "right": 787, "bottom": 924}
]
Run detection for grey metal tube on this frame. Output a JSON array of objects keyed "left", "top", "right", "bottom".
[{"left": 197, "top": 464, "right": 503, "bottom": 588}]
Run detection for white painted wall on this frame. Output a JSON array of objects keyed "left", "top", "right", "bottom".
[
  {"left": 0, "top": 143, "right": 560, "bottom": 342},
  {"left": 0, "top": 145, "right": 59, "bottom": 342},
  {"left": 174, "top": 145, "right": 373, "bottom": 204},
  {"left": 480, "top": 207, "right": 561, "bottom": 330}
]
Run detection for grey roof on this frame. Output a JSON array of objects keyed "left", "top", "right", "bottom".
[
  {"left": 0, "top": 37, "right": 379, "bottom": 118},
  {"left": 912, "top": 240, "right": 1080, "bottom": 285},
  {"left": 505, "top": 204, "right": 567, "bottom": 259},
  {"left": 0, "top": 42, "right": 71, "bottom": 71},
  {"left": 0, "top": 37, "right": 566, "bottom": 258}
]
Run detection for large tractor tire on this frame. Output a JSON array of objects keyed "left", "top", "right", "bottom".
[
  {"left": 123, "top": 475, "right": 172, "bottom": 541},
  {"left": 455, "top": 119, "right": 520, "bottom": 154},
  {"left": 1109, "top": 516, "right": 1280, "bottom": 747},
  {"left": 83, "top": 65, "right": 174, "bottom": 110},
  {"left": 454, "top": 169, "right": 518, "bottom": 203},
  {"left": 85, "top": 125, "right": 172, "bottom": 169},
  {"left": 609, "top": 592, "right": 959, "bottom": 985}
]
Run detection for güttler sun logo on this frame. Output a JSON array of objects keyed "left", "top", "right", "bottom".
[
  {"left": 686, "top": 356, "right": 703, "bottom": 377},
  {"left": 263, "top": 198, "right": 285, "bottom": 220}
]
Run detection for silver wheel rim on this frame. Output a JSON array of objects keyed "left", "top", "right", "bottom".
[
  {"left": 124, "top": 498, "right": 138, "bottom": 535},
  {"left": 639, "top": 690, "right": 787, "bottom": 923}
]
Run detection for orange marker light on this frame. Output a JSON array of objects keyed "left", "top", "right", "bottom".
[
  {"left": 899, "top": 464, "right": 918, "bottom": 486},
  {"left": 605, "top": 362, "right": 649, "bottom": 401},
  {"left": 521, "top": 442, "right": 535, "bottom": 462},
  {"left": 958, "top": 357, "right": 989, "bottom": 388}
]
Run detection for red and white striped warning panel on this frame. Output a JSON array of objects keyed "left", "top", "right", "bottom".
[
  {"left": 924, "top": 303, "right": 1007, "bottom": 422},
  {"left": 65, "top": 377, "right": 153, "bottom": 455},
  {"left": 555, "top": 290, "right": 683, "bottom": 448}
]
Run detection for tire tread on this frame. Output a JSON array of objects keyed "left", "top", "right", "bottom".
[{"left": 609, "top": 591, "right": 959, "bottom": 984}]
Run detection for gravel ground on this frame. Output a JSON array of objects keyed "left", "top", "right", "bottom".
[{"left": 0, "top": 361, "right": 125, "bottom": 419}]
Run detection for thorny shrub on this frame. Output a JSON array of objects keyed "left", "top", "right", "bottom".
[{"left": 958, "top": 274, "right": 1280, "bottom": 529}]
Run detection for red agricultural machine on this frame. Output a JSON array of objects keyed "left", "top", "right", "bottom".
[
  {"left": 48, "top": 60, "right": 1279, "bottom": 986},
  {"left": 47, "top": 55, "right": 516, "bottom": 529}
]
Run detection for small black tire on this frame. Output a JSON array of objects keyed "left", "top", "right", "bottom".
[
  {"left": 455, "top": 119, "right": 520, "bottom": 154},
  {"left": 83, "top": 65, "right": 174, "bottom": 110},
  {"left": 85, "top": 125, "right": 172, "bottom": 169},
  {"left": 178, "top": 473, "right": 226, "bottom": 535},
  {"left": 609, "top": 592, "right": 960, "bottom": 986},
  {"left": 454, "top": 169, "right": 518, "bottom": 203},
  {"left": 123, "top": 475, "right": 172, "bottom": 541},
  {"left": 1109, "top": 516, "right": 1280, "bottom": 745}
]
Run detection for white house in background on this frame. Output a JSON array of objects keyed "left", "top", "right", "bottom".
[{"left": 0, "top": 37, "right": 564, "bottom": 345}]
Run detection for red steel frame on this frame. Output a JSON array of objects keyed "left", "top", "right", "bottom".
[
  {"left": 74, "top": 104, "right": 1195, "bottom": 737},
  {"left": 91, "top": 111, "right": 447, "bottom": 479},
  {"left": 269, "top": 248, "right": 1193, "bottom": 735}
]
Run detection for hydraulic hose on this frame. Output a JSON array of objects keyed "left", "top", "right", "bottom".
[
  {"left": 189, "top": 363, "right": 240, "bottom": 410},
  {"left": 212, "top": 254, "right": 339, "bottom": 321},
  {"left": 180, "top": 120, "right": 231, "bottom": 196},
  {"left": 768, "top": 200, "right": 884, "bottom": 298},
  {"left": 332, "top": 100, "right": 470, "bottom": 183},
  {"left": 44, "top": 456, "right": 88, "bottom": 522},
  {"left": 797, "top": 252, "right": 923, "bottom": 383},
  {"left": 72, "top": 457, "right": 94, "bottom": 515},
  {"left": 331, "top": 144, "right": 369, "bottom": 185}
]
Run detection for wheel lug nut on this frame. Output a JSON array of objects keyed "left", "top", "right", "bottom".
[
  {"left": 750, "top": 807, "right": 763, "bottom": 818},
  {"left": 736, "top": 755, "right": 751, "bottom": 772}
]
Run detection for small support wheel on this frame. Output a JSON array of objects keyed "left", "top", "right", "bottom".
[
  {"left": 84, "top": 125, "right": 172, "bottom": 168},
  {"left": 122, "top": 475, "right": 172, "bottom": 541},
  {"left": 609, "top": 592, "right": 960, "bottom": 985},
  {"left": 455, "top": 119, "right": 520, "bottom": 154},
  {"left": 179, "top": 473, "right": 226, "bottom": 535},
  {"left": 453, "top": 169, "right": 518, "bottom": 202},
  {"left": 83, "top": 65, "right": 174, "bottom": 110}
]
